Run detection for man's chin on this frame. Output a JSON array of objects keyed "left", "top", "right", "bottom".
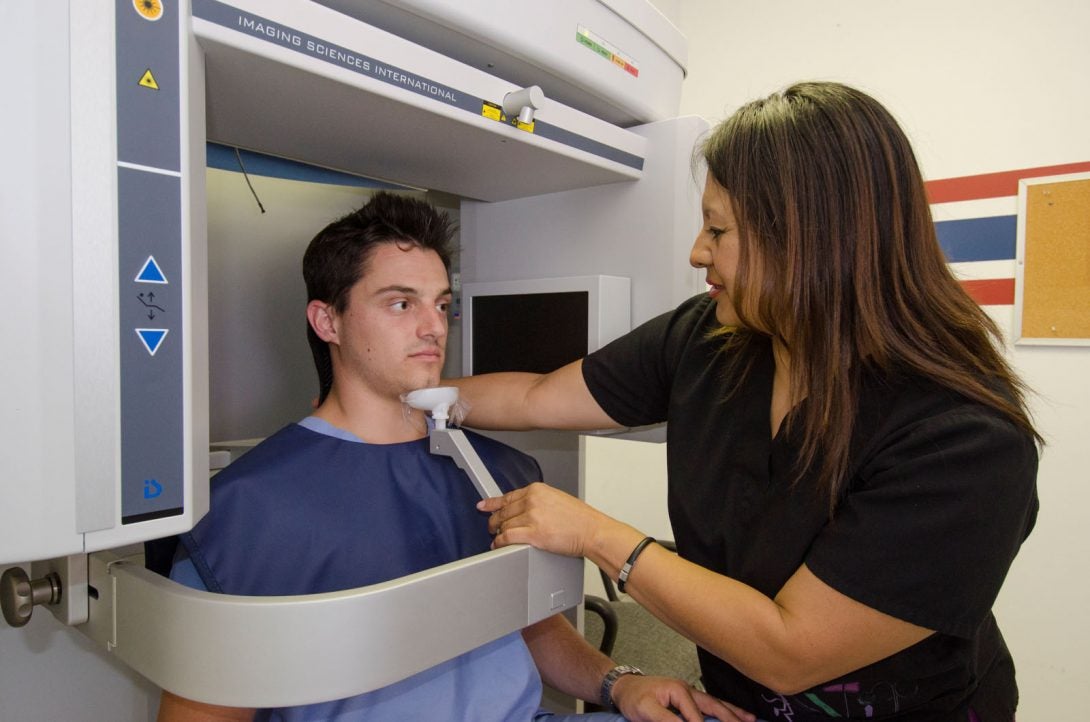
[{"left": 406, "top": 375, "right": 442, "bottom": 394}]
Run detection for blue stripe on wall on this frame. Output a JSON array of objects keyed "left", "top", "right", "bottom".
[
  {"left": 934, "top": 215, "right": 1017, "bottom": 262},
  {"left": 206, "top": 142, "right": 409, "bottom": 189}
]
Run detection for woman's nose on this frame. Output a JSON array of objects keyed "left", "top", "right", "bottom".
[{"left": 689, "top": 234, "right": 710, "bottom": 269}]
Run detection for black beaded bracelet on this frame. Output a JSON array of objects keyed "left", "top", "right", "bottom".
[{"left": 616, "top": 536, "right": 655, "bottom": 593}]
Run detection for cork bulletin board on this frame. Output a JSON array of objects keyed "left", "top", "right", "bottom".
[{"left": 1014, "top": 172, "right": 1090, "bottom": 345}]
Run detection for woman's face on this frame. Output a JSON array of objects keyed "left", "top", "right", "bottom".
[{"left": 690, "top": 172, "right": 742, "bottom": 327}]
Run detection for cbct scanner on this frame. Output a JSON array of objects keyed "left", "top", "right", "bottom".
[{"left": 1, "top": 0, "right": 705, "bottom": 708}]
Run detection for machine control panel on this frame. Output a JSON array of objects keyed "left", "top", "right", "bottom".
[{"left": 116, "top": 0, "right": 185, "bottom": 523}]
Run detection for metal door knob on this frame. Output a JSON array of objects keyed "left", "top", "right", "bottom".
[{"left": 1, "top": 566, "right": 61, "bottom": 627}]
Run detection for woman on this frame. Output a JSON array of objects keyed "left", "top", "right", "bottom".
[{"left": 453, "top": 82, "right": 1040, "bottom": 721}]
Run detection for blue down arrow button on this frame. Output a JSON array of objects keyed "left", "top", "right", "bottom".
[{"left": 136, "top": 328, "right": 169, "bottom": 356}]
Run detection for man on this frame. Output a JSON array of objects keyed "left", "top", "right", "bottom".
[{"left": 157, "top": 193, "right": 740, "bottom": 722}]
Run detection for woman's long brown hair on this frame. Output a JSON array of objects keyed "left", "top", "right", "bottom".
[{"left": 702, "top": 81, "right": 1040, "bottom": 508}]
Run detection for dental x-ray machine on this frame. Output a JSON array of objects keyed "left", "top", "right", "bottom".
[{"left": 1, "top": 0, "right": 705, "bottom": 708}]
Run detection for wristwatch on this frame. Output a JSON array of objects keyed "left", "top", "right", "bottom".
[{"left": 599, "top": 664, "right": 644, "bottom": 709}]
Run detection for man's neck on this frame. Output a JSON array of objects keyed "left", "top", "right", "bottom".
[{"left": 313, "top": 389, "right": 429, "bottom": 444}]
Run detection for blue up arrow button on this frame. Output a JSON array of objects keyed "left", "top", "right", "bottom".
[{"left": 135, "top": 255, "right": 168, "bottom": 284}]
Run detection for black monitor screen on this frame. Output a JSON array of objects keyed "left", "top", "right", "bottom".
[{"left": 471, "top": 291, "right": 589, "bottom": 374}]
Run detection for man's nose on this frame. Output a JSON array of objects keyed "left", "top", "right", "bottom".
[{"left": 419, "top": 305, "right": 447, "bottom": 339}]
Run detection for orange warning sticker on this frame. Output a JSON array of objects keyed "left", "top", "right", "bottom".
[
  {"left": 138, "top": 69, "right": 160, "bottom": 90},
  {"left": 133, "top": 0, "right": 164, "bottom": 22}
]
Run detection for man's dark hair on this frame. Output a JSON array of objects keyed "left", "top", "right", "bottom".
[{"left": 302, "top": 191, "right": 456, "bottom": 404}]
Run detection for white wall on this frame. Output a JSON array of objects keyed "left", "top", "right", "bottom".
[
  {"left": 672, "top": 1, "right": 1089, "bottom": 178},
  {"left": 652, "top": 1, "right": 1090, "bottom": 718}
]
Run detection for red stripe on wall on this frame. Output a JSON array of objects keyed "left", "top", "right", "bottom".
[
  {"left": 960, "top": 278, "right": 1015, "bottom": 306},
  {"left": 927, "top": 161, "right": 1090, "bottom": 204}
]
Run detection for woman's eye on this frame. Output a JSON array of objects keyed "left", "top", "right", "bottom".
[{"left": 708, "top": 226, "right": 725, "bottom": 240}]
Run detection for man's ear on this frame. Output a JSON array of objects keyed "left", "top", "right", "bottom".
[{"left": 307, "top": 300, "right": 339, "bottom": 344}]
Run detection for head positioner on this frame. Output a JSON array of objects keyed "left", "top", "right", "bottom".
[
  {"left": 403, "top": 386, "right": 461, "bottom": 430},
  {"left": 403, "top": 387, "right": 502, "bottom": 499}
]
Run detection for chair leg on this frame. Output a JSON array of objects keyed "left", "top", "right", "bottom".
[{"left": 583, "top": 595, "right": 617, "bottom": 656}]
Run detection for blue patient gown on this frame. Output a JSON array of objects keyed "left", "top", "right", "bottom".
[{"left": 174, "top": 418, "right": 626, "bottom": 722}]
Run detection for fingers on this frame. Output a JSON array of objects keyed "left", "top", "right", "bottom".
[
  {"left": 665, "top": 687, "right": 704, "bottom": 722},
  {"left": 483, "top": 497, "right": 527, "bottom": 537},
  {"left": 475, "top": 489, "right": 515, "bottom": 513},
  {"left": 476, "top": 482, "right": 538, "bottom": 516},
  {"left": 667, "top": 685, "right": 734, "bottom": 722},
  {"left": 692, "top": 689, "right": 756, "bottom": 722},
  {"left": 613, "top": 676, "right": 755, "bottom": 722},
  {"left": 477, "top": 483, "right": 547, "bottom": 535},
  {"left": 476, "top": 482, "right": 597, "bottom": 557},
  {"left": 723, "top": 699, "right": 757, "bottom": 722},
  {"left": 614, "top": 676, "right": 703, "bottom": 722},
  {"left": 475, "top": 487, "right": 532, "bottom": 548}
]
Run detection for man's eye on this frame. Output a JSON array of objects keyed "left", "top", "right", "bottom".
[
  {"left": 437, "top": 302, "right": 451, "bottom": 313},
  {"left": 391, "top": 300, "right": 410, "bottom": 311}
]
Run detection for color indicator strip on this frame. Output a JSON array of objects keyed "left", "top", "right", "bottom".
[{"left": 577, "top": 26, "right": 639, "bottom": 77}]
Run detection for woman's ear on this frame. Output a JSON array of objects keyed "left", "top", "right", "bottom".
[{"left": 307, "top": 300, "right": 338, "bottom": 345}]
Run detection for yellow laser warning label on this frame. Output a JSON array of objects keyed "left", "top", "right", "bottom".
[
  {"left": 139, "top": 69, "right": 160, "bottom": 90},
  {"left": 482, "top": 100, "right": 535, "bottom": 133},
  {"left": 482, "top": 101, "right": 503, "bottom": 122}
]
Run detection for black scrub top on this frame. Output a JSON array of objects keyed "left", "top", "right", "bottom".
[{"left": 582, "top": 294, "right": 1038, "bottom": 721}]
